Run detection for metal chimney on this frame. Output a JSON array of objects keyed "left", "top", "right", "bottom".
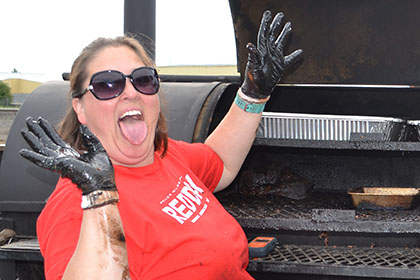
[{"left": 124, "top": 0, "right": 156, "bottom": 60}]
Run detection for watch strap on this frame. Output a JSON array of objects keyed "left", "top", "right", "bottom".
[{"left": 81, "top": 190, "right": 119, "bottom": 209}]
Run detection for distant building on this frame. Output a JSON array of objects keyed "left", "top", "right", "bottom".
[
  {"left": 0, "top": 73, "right": 45, "bottom": 94},
  {"left": 0, "top": 73, "right": 44, "bottom": 106}
]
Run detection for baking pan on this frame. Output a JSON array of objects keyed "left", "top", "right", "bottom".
[
  {"left": 348, "top": 187, "right": 420, "bottom": 210},
  {"left": 257, "top": 112, "right": 404, "bottom": 141}
]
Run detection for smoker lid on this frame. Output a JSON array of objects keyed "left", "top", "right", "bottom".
[{"left": 228, "top": 0, "right": 420, "bottom": 85}]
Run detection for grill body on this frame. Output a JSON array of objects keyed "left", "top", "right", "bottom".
[{"left": 212, "top": 84, "right": 420, "bottom": 279}]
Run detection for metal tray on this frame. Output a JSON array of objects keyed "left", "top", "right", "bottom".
[
  {"left": 257, "top": 112, "right": 404, "bottom": 141},
  {"left": 402, "top": 120, "right": 420, "bottom": 141},
  {"left": 348, "top": 187, "right": 420, "bottom": 210}
]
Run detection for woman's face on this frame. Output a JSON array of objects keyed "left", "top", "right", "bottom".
[{"left": 72, "top": 46, "right": 160, "bottom": 167}]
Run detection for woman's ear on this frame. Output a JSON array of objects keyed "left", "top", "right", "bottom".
[{"left": 72, "top": 98, "right": 87, "bottom": 125}]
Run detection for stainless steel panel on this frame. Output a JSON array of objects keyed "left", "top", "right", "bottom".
[{"left": 257, "top": 112, "right": 404, "bottom": 141}]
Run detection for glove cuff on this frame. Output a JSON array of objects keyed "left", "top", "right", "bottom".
[
  {"left": 81, "top": 190, "right": 119, "bottom": 210},
  {"left": 238, "top": 90, "right": 270, "bottom": 103}
]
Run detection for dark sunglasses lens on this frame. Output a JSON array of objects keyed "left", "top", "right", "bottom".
[
  {"left": 91, "top": 71, "right": 125, "bottom": 99},
  {"left": 132, "top": 68, "right": 159, "bottom": 95}
]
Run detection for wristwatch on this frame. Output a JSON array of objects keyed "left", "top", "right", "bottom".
[{"left": 81, "top": 190, "right": 119, "bottom": 209}]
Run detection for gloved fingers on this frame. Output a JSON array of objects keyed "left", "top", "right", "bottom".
[
  {"left": 21, "top": 128, "right": 56, "bottom": 157},
  {"left": 80, "top": 125, "right": 105, "bottom": 153},
  {"left": 25, "top": 117, "right": 61, "bottom": 152},
  {"left": 268, "top": 12, "right": 285, "bottom": 46},
  {"left": 257, "top": 10, "right": 272, "bottom": 55},
  {"left": 38, "top": 117, "right": 80, "bottom": 158},
  {"left": 246, "top": 43, "right": 261, "bottom": 72},
  {"left": 284, "top": 49, "right": 303, "bottom": 68},
  {"left": 275, "top": 21, "right": 292, "bottom": 52},
  {"left": 19, "top": 149, "right": 57, "bottom": 171},
  {"left": 38, "top": 117, "right": 67, "bottom": 148}
]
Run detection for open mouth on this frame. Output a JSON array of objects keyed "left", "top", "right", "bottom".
[
  {"left": 118, "top": 110, "right": 147, "bottom": 145},
  {"left": 120, "top": 110, "right": 143, "bottom": 121}
]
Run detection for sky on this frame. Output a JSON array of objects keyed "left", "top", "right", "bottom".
[{"left": 0, "top": 0, "right": 237, "bottom": 82}]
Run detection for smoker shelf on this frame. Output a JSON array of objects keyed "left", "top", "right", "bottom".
[
  {"left": 248, "top": 244, "right": 420, "bottom": 279},
  {"left": 0, "top": 239, "right": 42, "bottom": 262},
  {"left": 254, "top": 138, "right": 420, "bottom": 152},
  {"left": 220, "top": 193, "right": 420, "bottom": 234}
]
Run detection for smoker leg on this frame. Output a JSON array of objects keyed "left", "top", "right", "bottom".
[
  {"left": 16, "top": 262, "right": 45, "bottom": 280},
  {"left": 0, "top": 260, "right": 15, "bottom": 279}
]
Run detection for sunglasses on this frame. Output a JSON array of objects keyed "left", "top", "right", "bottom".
[{"left": 79, "top": 66, "right": 160, "bottom": 100}]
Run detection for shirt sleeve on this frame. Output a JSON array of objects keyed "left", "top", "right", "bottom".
[
  {"left": 167, "top": 139, "right": 224, "bottom": 192},
  {"left": 37, "top": 177, "right": 83, "bottom": 280}
]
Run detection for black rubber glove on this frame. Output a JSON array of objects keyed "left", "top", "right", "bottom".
[
  {"left": 241, "top": 10, "right": 303, "bottom": 100},
  {"left": 20, "top": 117, "right": 117, "bottom": 195}
]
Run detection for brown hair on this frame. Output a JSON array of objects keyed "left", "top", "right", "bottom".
[{"left": 59, "top": 36, "right": 168, "bottom": 157}]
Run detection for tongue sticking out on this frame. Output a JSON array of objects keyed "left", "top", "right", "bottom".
[{"left": 119, "top": 117, "right": 147, "bottom": 145}]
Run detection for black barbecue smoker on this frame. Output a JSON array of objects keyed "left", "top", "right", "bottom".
[{"left": 2, "top": 0, "right": 420, "bottom": 279}]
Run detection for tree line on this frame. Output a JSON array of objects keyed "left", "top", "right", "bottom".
[{"left": 0, "top": 81, "right": 13, "bottom": 107}]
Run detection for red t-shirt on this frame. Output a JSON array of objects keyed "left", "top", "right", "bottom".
[{"left": 37, "top": 139, "right": 253, "bottom": 280}]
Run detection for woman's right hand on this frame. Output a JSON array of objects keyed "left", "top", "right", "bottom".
[{"left": 20, "top": 117, "right": 118, "bottom": 207}]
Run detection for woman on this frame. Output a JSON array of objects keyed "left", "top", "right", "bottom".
[{"left": 20, "top": 10, "right": 302, "bottom": 280}]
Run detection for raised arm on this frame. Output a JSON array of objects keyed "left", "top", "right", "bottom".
[
  {"left": 205, "top": 10, "right": 303, "bottom": 192},
  {"left": 20, "top": 117, "right": 130, "bottom": 279}
]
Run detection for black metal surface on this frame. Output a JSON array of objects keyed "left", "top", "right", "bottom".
[
  {"left": 235, "top": 145, "right": 420, "bottom": 193},
  {"left": 15, "top": 262, "right": 45, "bottom": 280},
  {"left": 0, "top": 82, "right": 68, "bottom": 203},
  {"left": 0, "top": 249, "right": 43, "bottom": 262},
  {"left": 192, "top": 83, "right": 239, "bottom": 143},
  {"left": 0, "top": 202, "right": 45, "bottom": 236},
  {"left": 220, "top": 193, "right": 420, "bottom": 234},
  {"left": 0, "top": 261, "right": 45, "bottom": 280},
  {"left": 266, "top": 85, "right": 420, "bottom": 120},
  {"left": 229, "top": 0, "right": 420, "bottom": 85},
  {"left": 0, "top": 239, "right": 44, "bottom": 280},
  {"left": 124, "top": 0, "right": 156, "bottom": 60},
  {"left": 248, "top": 244, "right": 420, "bottom": 279},
  {"left": 254, "top": 138, "right": 420, "bottom": 152},
  {"left": 220, "top": 190, "right": 420, "bottom": 278},
  {"left": 160, "top": 82, "right": 231, "bottom": 143}
]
